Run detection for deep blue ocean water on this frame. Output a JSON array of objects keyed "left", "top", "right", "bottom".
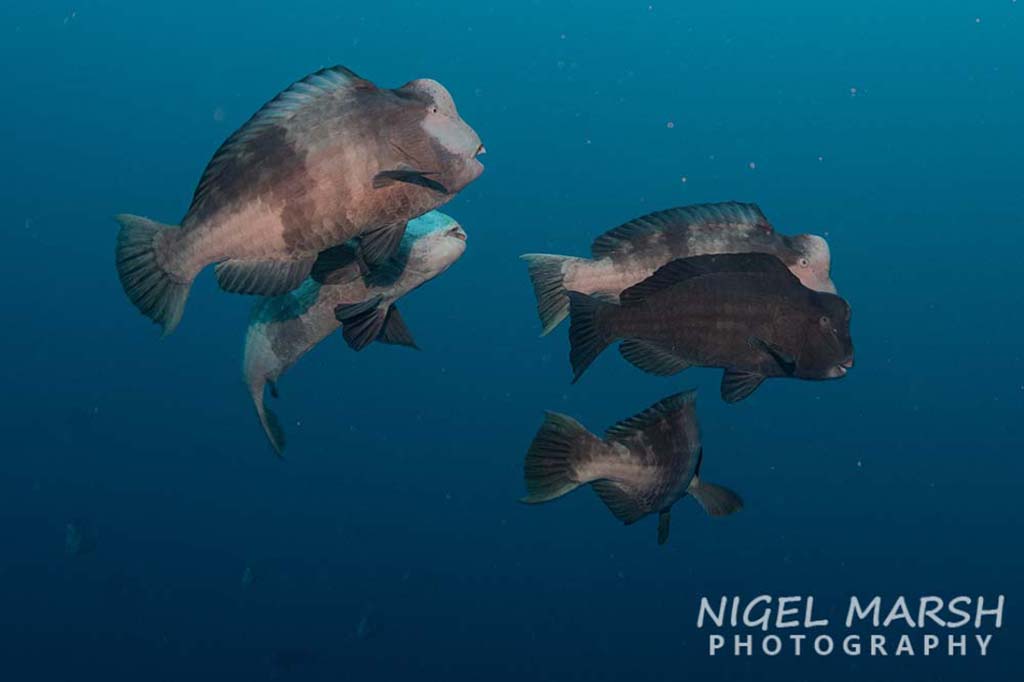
[{"left": 2, "top": 1, "right": 1022, "bottom": 680}]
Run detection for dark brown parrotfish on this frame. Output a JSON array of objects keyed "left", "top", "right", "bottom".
[
  {"left": 521, "top": 391, "right": 742, "bottom": 545},
  {"left": 567, "top": 252, "right": 854, "bottom": 402},
  {"left": 115, "top": 66, "right": 484, "bottom": 334}
]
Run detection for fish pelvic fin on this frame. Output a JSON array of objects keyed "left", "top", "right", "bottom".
[
  {"left": 250, "top": 379, "right": 285, "bottom": 457},
  {"left": 688, "top": 476, "right": 743, "bottom": 517},
  {"left": 521, "top": 412, "right": 601, "bottom": 504},
  {"left": 657, "top": 509, "right": 672, "bottom": 545},
  {"left": 567, "top": 291, "right": 617, "bottom": 383},
  {"left": 114, "top": 214, "right": 191, "bottom": 335},
  {"left": 520, "top": 253, "right": 577, "bottom": 336}
]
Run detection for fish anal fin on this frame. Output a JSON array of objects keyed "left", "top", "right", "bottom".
[
  {"left": 591, "top": 480, "right": 646, "bottom": 525},
  {"left": 377, "top": 305, "right": 418, "bottom": 349},
  {"left": 618, "top": 339, "right": 691, "bottom": 376},
  {"left": 215, "top": 257, "right": 315, "bottom": 296},
  {"left": 720, "top": 369, "right": 766, "bottom": 403}
]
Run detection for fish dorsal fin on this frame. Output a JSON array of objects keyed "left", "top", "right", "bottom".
[
  {"left": 605, "top": 390, "right": 697, "bottom": 443},
  {"left": 590, "top": 202, "right": 770, "bottom": 259},
  {"left": 620, "top": 252, "right": 795, "bottom": 305},
  {"left": 591, "top": 480, "right": 646, "bottom": 524},
  {"left": 187, "top": 66, "right": 374, "bottom": 220},
  {"left": 618, "top": 339, "right": 691, "bottom": 376}
]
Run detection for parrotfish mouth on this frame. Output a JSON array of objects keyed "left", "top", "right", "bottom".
[
  {"left": 475, "top": 144, "right": 486, "bottom": 157},
  {"left": 831, "top": 357, "right": 855, "bottom": 377},
  {"left": 447, "top": 225, "right": 468, "bottom": 241}
]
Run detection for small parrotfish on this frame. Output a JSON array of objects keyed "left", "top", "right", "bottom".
[{"left": 521, "top": 391, "right": 742, "bottom": 545}]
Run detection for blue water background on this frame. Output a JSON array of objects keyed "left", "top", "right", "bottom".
[{"left": 1, "top": 1, "right": 1022, "bottom": 679}]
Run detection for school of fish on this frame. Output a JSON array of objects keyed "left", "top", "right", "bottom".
[{"left": 113, "top": 65, "right": 855, "bottom": 546}]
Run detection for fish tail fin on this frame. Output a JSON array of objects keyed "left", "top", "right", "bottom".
[
  {"left": 114, "top": 214, "right": 191, "bottom": 335},
  {"left": 688, "top": 476, "right": 744, "bottom": 517},
  {"left": 521, "top": 412, "right": 601, "bottom": 504},
  {"left": 567, "top": 291, "right": 617, "bottom": 382},
  {"left": 520, "top": 253, "right": 576, "bottom": 336},
  {"left": 249, "top": 379, "right": 286, "bottom": 457}
]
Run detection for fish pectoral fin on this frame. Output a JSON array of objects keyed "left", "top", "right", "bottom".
[
  {"left": 215, "top": 257, "right": 315, "bottom": 296},
  {"left": 720, "top": 369, "right": 766, "bottom": 403},
  {"left": 377, "top": 305, "right": 418, "bottom": 349},
  {"left": 372, "top": 169, "right": 449, "bottom": 195},
  {"left": 591, "top": 480, "right": 646, "bottom": 525},
  {"left": 749, "top": 336, "right": 796, "bottom": 374},
  {"left": 688, "top": 476, "right": 744, "bottom": 517},
  {"left": 334, "top": 295, "right": 387, "bottom": 351},
  {"left": 657, "top": 509, "right": 672, "bottom": 546},
  {"left": 268, "top": 380, "right": 279, "bottom": 399},
  {"left": 359, "top": 222, "right": 408, "bottom": 265},
  {"left": 311, "top": 243, "right": 364, "bottom": 285},
  {"left": 618, "top": 339, "right": 691, "bottom": 376}
]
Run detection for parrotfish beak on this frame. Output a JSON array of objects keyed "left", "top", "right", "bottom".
[{"left": 447, "top": 225, "right": 468, "bottom": 241}]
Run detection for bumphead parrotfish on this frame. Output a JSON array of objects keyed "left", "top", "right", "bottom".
[
  {"left": 567, "top": 252, "right": 854, "bottom": 402},
  {"left": 522, "top": 202, "right": 835, "bottom": 335},
  {"left": 243, "top": 211, "right": 467, "bottom": 455},
  {"left": 522, "top": 391, "right": 742, "bottom": 545},
  {"left": 116, "top": 66, "right": 483, "bottom": 334}
]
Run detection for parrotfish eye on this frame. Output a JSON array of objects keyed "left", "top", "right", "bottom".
[
  {"left": 819, "top": 315, "right": 831, "bottom": 328},
  {"left": 430, "top": 105, "right": 439, "bottom": 114},
  {"left": 799, "top": 257, "right": 809, "bottom": 268}
]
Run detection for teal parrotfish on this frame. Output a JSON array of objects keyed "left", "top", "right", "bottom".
[{"left": 243, "top": 211, "right": 468, "bottom": 455}]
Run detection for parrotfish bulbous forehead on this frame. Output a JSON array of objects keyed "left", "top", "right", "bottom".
[
  {"left": 790, "top": 234, "right": 837, "bottom": 294},
  {"left": 402, "top": 79, "right": 458, "bottom": 115},
  {"left": 403, "top": 211, "right": 460, "bottom": 241}
]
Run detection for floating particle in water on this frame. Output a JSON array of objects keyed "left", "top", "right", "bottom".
[
  {"left": 857, "top": 460, "right": 862, "bottom": 468},
  {"left": 666, "top": 121, "right": 674, "bottom": 129},
  {"left": 817, "top": 155, "right": 824, "bottom": 162},
  {"left": 560, "top": 33, "right": 566, "bottom": 40},
  {"left": 849, "top": 86, "right": 858, "bottom": 96},
  {"left": 212, "top": 107, "right": 225, "bottom": 122},
  {"left": 65, "top": 518, "right": 97, "bottom": 557},
  {"left": 241, "top": 564, "right": 253, "bottom": 589},
  {"left": 975, "top": 17, "right": 981, "bottom": 23},
  {"left": 680, "top": 176, "right": 688, "bottom": 183},
  {"left": 748, "top": 161, "right": 757, "bottom": 170}
]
